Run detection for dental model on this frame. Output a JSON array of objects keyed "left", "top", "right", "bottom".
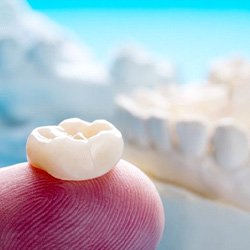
[
  {"left": 209, "top": 56, "right": 250, "bottom": 86},
  {"left": 110, "top": 45, "right": 176, "bottom": 92},
  {"left": 208, "top": 56, "right": 250, "bottom": 126},
  {"left": 0, "top": 118, "right": 164, "bottom": 249},
  {"left": 115, "top": 83, "right": 250, "bottom": 212}
]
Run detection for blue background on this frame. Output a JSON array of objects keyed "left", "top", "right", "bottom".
[
  {"left": 25, "top": 0, "right": 250, "bottom": 82},
  {"left": 27, "top": 0, "right": 250, "bottom": 10}
]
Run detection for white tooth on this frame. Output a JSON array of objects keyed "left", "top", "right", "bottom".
[
  {"left": 125, "top": 110, "right": 149, "bottom": 147},
  {"left": 175, "top": 117, "right": 208, "bottom": 157},
  {"left": 147, "top": 114, "right": 171, "bottom": 151},
  {"left": 212, "top": 119, "right": 249, "bottom": 170},
  {"left": 116, "top": 96, "right": 149, "bottom": 147},
  {"left": 116, "top": 105, "right": 134, "bottom": 141},
  {"left": 26, "top": 118, "right": 124, "bottom": 180}
]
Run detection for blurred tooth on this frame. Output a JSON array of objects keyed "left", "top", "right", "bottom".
[
  {"left": 128, "top": 111, "right": 149, "bottom": 147},
  {"left": 212, "top": 119, "right": 249, "bottom": 170},
  {"left": 116, "top": 96, "right": 149, "bottom": 147},
  {"left": 116, "top": 105, "right": 134, "bottom": 140},
  {"left": 147, "top": 114, "right": 171, "bottom": 151},
  {"left": 176, "top": 117, "right": 208, "bottom": 157},
  {"left": 116, "top": 106, "right": 149, "bottom": 147}
]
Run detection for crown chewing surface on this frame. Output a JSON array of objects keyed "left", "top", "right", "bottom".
[{"left": 26, "top": 118, "right": 124, "bottom": 181}]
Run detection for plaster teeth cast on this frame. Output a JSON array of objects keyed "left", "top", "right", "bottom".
[
  {"left": 116, "top": 96, "right": 150, "bottom": 147},
  {"left": 209, "top": 56, "right": 250, "bottom": 85},
  {"left": 26, "top": 118, "right": 124, "bottom": 180},
  {"left": 116, "top": 106, "right": 135, "bottom": 140},
  {"left": 175, "top": 117, "right": 208, "bottom": 157},
  {"left": 147, "top": 115, "right": 171, "bottom": 152},
  {"left": 128, "top": 111, "right": 149, "bottom": 148},
  {"left": 212, "top": 119, "right": 249, "bottom": 170}
]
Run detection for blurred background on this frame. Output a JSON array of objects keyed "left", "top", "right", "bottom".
[
  {"left": 1, "top": 1, "right": 250, "bottom": 249},
  {"left": 28, "top": 0, "right": 250, "bottom": 81},
  {"left": 0, "top": 0, "right": 249, "bottom": 166}
]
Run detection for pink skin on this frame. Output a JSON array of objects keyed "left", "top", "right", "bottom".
[{"left": 0, "top": 160, "right": 164, "bottom": 250}]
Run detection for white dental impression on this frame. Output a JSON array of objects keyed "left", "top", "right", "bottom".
[{"left": 26, "top": 118, "right": 124, "bottom": 180}]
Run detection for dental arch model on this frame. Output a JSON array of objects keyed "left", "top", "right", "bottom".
[
  {"left": 26, "top": 118, "right": 124, "bottom": 180},
  {"left": 115, "top": 83, "right": 250, "bottom": 212}
]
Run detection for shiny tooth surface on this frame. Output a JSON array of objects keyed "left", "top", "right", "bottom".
[{"left": 26, "top": 118, "right": 124, "bottom": 180}]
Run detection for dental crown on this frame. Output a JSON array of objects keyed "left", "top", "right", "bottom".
[{"left": 26, "top": 118, "right": 124, "bottom": 180}]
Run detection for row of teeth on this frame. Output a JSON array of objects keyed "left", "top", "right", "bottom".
[{"left": 116, "top": 99, "right": 249, "bottom": 171}]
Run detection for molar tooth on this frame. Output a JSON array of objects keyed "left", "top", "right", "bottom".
[
  {"left": 175, "top": 117, "right": 208, "bottom": 157},
  {"left": 212, "top": 119, "right": 249, "bottom": 170},
  {"left": 73, "top": 132, "right": 86, "bottom": 140},
  {"left": 147, "top": 114, "right": 171, "bottom": 151},
  {"left": 26, "top": 118, "right": 124, "bottom": 180}
]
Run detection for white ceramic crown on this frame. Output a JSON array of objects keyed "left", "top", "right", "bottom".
[{"left": 26, "top": 118, "right": 124, "bottom": 180}]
